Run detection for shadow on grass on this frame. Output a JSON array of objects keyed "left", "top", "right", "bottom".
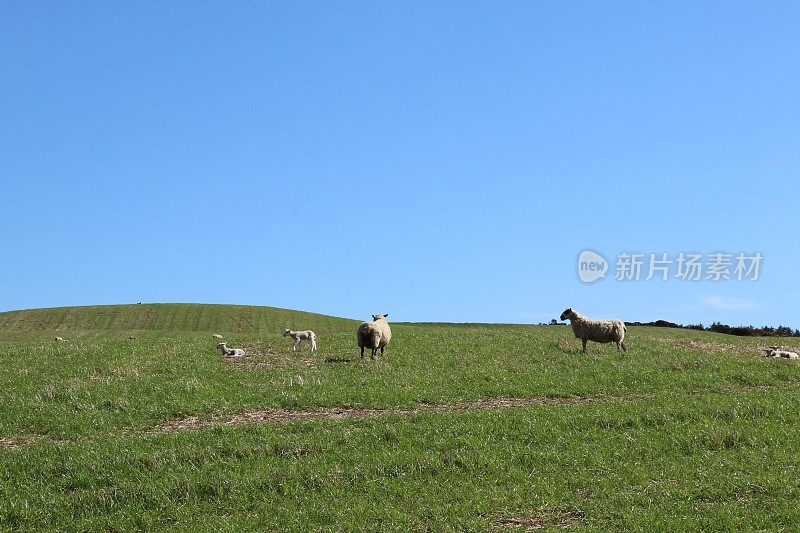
[{"left": 324, "top": 357, "right": 352, "bottom": 364}]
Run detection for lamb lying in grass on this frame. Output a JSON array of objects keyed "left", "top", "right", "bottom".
[
  {"left": 559, "top": 308, "right": 626, "bottom": 353},
  {"left": 217, "top": 342, "right": 245, "bottom": 357},
  {"left": 283, "top": 329, "right": 317, "bottom": 352},
  {"left": 762, "top": 346, "right": 799, "bottom": 359}
]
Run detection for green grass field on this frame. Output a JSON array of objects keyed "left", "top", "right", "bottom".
[{"left": 1, "top": 304, "right": 798, "bottom": 531}]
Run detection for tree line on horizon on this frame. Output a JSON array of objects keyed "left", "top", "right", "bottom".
[{"left": 625, "top": 319, "right": 800, "bottom": 338}]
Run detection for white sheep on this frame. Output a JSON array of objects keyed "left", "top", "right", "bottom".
[
  {"left": 54, "top": 336, "right": 65, "bottom": 342},
  {"left": 356, "top": 314, "right": 392, "bottom": 359},
  {"left": 559, "top": 308, "right": 627, "bottom": 353},
  {"left": 283, "top": 329, "right": 317, "bottom": 352},
  {"left": 763, "top": 346, "right": 799, "bottom": 359},
  {"left": 217, "top": 342, "right": 245, "bottom": 357},
  {"left": 212, "top": 334, "right": 223, "bottom": 339}
]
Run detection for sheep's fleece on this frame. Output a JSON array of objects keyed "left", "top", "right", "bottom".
[
  {"left": 357, "top": 314, "right": 392, "bottom": 358},
  {"left": 559, "top": 308, "right": 627, "bottom": 352}
]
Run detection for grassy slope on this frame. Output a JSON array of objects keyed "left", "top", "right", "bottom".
[
  {"left": 0, "top": 303, "right": 357, "bottom": 336},
  {"left": 0, "top": 304, "right": 798, "bottom": 530}
]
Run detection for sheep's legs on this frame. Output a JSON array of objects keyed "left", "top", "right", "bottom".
[
  {"left": 581, "top": 339, "right": 587, "bottom": 353},
  {"left": 360, "top": 346, "right": 365, "bottom": 359},
  {"left": 619, "top": 341, "right": 627, "bottom": 352},
  {"left": 311, "top": 339, "right": 317, "bottom": 352},
  {"left": 292, "top": 340, "right": 299, "bottom": 352},
  {"left": 380, "top": 346, "right": 384, "bottom": 354}
]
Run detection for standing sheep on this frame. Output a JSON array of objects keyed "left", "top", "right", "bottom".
[
  {"left": 559, "top": 308, "right": 627, "bottom": 353},
  {"left": 217, "top": 342, "right": 245, "bottom": 357},
  {"left": 283, "top": 329, "right": 317, "bottom": 352},
  {"left": 357, "top": 314, "right": 391, "bottom": 359}
]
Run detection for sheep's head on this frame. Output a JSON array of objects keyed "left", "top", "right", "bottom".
[
  {"left": 283, "top": 329, "right": 291, "bottom": 336},
  {"left": 559, "top": 308, "right": 575, "bottom": 321},
  {"left": 217, "top": 342, "right": 226, "bottom": 349},
  {"left": 372, "top": 313, "right": 388, "bottom": 321}
]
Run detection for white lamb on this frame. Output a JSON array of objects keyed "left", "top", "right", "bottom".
[
  {"left": 283, "top": 329, "right": 317, "bottom": 352},
  {"left": 212, "top": 334, "right": 223, "bottom": 339},
  {"left": 560, "top": 308, "right": 627, "bottom": 353},
  {"left": 356, "top": 314, "right": 392, "bottom": 359},
  {"left": 763, "top": 346, "right": 799, "bottom": 359},
  {"left": 217, "top": 342, "right": 245, "bottom": 357},
  {"left": 54, "top": 336, "right": 65, "bottom": 342}
]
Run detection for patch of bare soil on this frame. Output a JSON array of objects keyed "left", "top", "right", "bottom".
[
  {"left": 495, "top": 508, "right": 586, "bottom": 530},
  {"left": 151, "top": 395, "right": 600, "bottom": 434},
  {"left": 0, "top": 435, "right": 44, "bottom": 448}
]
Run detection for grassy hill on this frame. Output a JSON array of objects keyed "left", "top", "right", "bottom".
[
  {"left": 0, "top": 303, "right": 357, "bottom": 334},
  {"left": 0, "top": 304, "right": 798, "bottom": 530}
]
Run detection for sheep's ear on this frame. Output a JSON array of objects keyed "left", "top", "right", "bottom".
[{"left": 383, "top": 313, "right": 388, "bottom": 318}]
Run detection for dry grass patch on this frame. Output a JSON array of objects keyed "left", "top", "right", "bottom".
[
  {"left": 223, "top": 344, "right": 318, "bottom": 370},
  {"left": 496, "top": 508, "right": 586, "bottom": 530},
  {"left": 88, "top": 367, "right": 141, "bottom": 381},
  {"left": 656, "top": 337, "right": 745, "bottom": 354},
  {"left": 0, "top": 435, "right": 44, "bottom": 449},
  {"left": 555, "top": 339, "right": 573, "bottom": 352},
  {"left": 151, "top": 395, "right": 602, "bottom": 434},
  {"left": 656, "top": 338, "right": 800, "bottom": 360}
]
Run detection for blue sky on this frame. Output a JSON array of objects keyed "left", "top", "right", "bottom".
[{"left": 2, "top": 1, "right": 799, "bottom": 326}]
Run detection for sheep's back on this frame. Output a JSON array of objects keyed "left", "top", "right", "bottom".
[
  {"left": 357, "top": 320, "right": 391, "bottom": 348},
  {"left": 357, "top": 321, "right": 380, "bottom": 348},
  {"left": 374, "top": 320, "right": 391, "bottom": 347},
  {"left": 571, "top": 317, "right": 625, "bottom": 343}
]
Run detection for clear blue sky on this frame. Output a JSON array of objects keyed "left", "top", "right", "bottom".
[{"left": 2, "top": 1, "right": 799, "bottom": 327}]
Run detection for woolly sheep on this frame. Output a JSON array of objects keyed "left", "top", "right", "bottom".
[
  {"left": 283, "top": 329, "right": 317, "bottom": 352},
  {"left": 217, "top": 342, "right": 245, "bottom": 357},
  {"left": 559, "top": 308, "right": 627, "bottom": 353},
  {"left": 212, "top": 334, "right": 223, "bottom": 339},
  {"left": 55, "top": 336, "right": 65, "bottom": 342},
  {"left": 763, "top": 346, "right": 799, "bottom": 359},
  {"left": 356, "top": 314, "right": 391, "bottom": 359}
]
